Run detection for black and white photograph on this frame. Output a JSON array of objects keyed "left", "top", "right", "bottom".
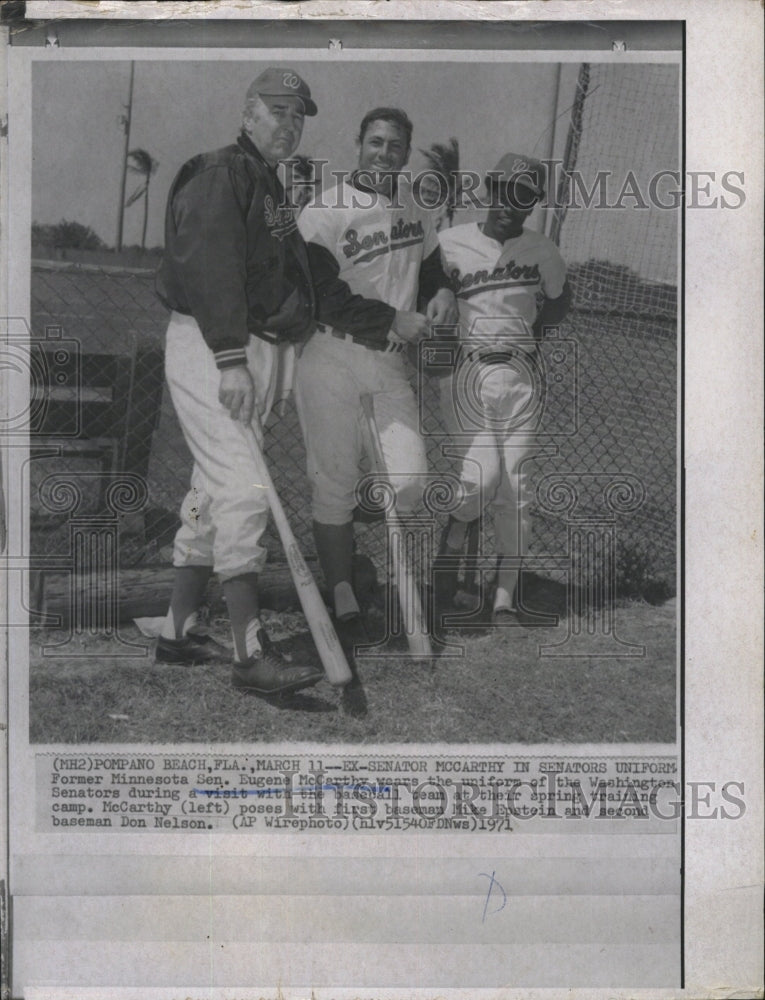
[
  {"left": 0, "top": 2, "right": 762, "bottom": 997},
  {"left": 23, "top": 53, "right": 680, "bottom": 745}
]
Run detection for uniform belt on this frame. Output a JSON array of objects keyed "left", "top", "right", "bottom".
[{"left": 315, "top": 322, "right": 406, "bottom": 354}]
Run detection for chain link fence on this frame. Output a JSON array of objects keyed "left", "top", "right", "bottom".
[{"left": 29, "top": 62, "right": 678, "bottom": 603}]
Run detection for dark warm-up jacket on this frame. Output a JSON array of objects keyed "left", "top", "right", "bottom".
[{"left": 156, "top": 132, "right": 400, "bottom": 369}]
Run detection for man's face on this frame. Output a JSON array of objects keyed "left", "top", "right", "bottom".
[
  {"left": 243, "top": 94, "right": 305, "bottom": 167},
  {"left": 484, "top": 180, "right": 538, "bottom": 241},
  {"left": 357, "top": 119, "right": 410, "bottom": 194}
]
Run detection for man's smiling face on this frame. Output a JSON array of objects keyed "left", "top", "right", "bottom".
[
  {"left": 483, "top": 179, "right": 538, "bottom": 241},
  {"left": 357, "top": 119, "right": 410, "bottom": 195}
]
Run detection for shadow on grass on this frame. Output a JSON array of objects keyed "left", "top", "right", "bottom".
[
  {"left": 426, "top": 572, "right": 570, "bottom": 654},
  {"left": 248, "top": 690, "right": 336, "bottom": 713}
]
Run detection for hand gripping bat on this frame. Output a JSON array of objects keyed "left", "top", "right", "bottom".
[
  {"left": 240, "top": 424, "right": 353, "bottom": 687},
  {"left": 360, "top": 394, "right": 432, "bottom": 660}
]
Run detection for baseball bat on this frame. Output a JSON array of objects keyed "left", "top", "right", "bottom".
[
  {"left": 240, "top": 424, "right": 353, "bottom": 688},
  {"left": 360, "top": 394, "right": 432, "bottom": 660}
]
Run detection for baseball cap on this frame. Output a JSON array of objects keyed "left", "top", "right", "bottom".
[
  {"left": 488, "top": 152, "right": 546, "bottom": 198},
  {"left": 246, "top": 67, "right": 318, "bottom": 117}
]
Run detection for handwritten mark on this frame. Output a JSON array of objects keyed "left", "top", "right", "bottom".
[{"left": 478, "top": 869, "right": 507, "bottom": 923}]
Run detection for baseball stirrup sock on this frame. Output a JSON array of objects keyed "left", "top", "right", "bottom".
[
  {"left": 223, "top": 573, "right": 261, "bottom": 662},
  {"left": 443, "top": 516, "right": 469, "bottom": 553},
  {"left": 334, "top": 581, "right": 360, "bottom": 622},
  {"left": 313, "top": 521, "right": 357, "bottom": 613},
  {"left": 494, "top": 556, "right": 521, "bottom": 613},
  {"left": 160, "top": 565, "right": 214, "bottom": 639},
  {"left": 242, "top": 619, "right": 264, "bottom": 660},
  {"left": 493, "top": 511, "right": 523, "bottom": 607},
  {"left": 493, "top": 584, "right": 515, "bottom": 614}
]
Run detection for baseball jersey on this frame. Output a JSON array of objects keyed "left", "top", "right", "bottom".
[
  {"left": 439, "top": 222, "right": 566, "bottom": 345},
  {"left": 298, "top": 178, "right": 440, "bottom": 313}
]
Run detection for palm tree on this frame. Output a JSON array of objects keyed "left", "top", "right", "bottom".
[
  {"left": 125, "top": 148, "right": 159, "bottom": 250},
  {"left": 419, "top": 137, "right": 463, "bottom": 229}
]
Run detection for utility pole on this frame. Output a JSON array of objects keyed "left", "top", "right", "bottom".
[{"left": 115, "top": 61, "right": 135, "bottom": 252}]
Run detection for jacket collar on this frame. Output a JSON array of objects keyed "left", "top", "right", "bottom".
[{"left": 237, "top": 131, "right": 275, "bottom": 171}]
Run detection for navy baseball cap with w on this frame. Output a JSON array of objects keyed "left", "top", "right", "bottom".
[
  {"left": 489, "top": 153, "right": 545, "bottom": 197},
  {"left": 246, "top": 68, "right": 318, "bottom": 117}
]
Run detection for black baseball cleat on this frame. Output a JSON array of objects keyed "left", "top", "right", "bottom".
[
  {"left": 155, "top": 632, "right": 230, "bottom": 666},
  {"left": 231, "top": 629, "right": 323, "bottom": 696}
]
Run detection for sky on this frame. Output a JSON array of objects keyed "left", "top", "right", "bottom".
[
  {"left": 32, "top": 59, "right": 566, "bottom": 249},
  {"left": 31, "top": 58, "right": 679, "bottom": 280}
]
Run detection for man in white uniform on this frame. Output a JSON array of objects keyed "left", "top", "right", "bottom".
[
  {"left": 437, "top": 152, "right": 571, "bottom": 622},
  {"left": 296, "top": 107, "right": 458, "bottom": 628}
]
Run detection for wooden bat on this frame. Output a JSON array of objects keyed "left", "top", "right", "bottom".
[
  {"left": 360, "top": 394, "right": 432, "bottom": 660},
  {"left": 240, "top": 424, "right": 353, "bottom": 687}
]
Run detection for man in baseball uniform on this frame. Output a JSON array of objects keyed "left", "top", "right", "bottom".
[
  {"left": 295, "top": 107, "right": 458, "bottom": 629},
  {"left": 154, "top": 68, "right": 383, "bottom": 696},
  {"left": 436, "top": 152, "right": 571, "bottom": 621}
]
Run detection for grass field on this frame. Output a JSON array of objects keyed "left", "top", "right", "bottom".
[{"left": 29, "top": 592, "right": 676, "bottom": 745}]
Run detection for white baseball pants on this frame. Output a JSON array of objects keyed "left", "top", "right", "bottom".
[
  {"left": 439, "top": 357, "right": 540, "bottom": 562},
  {"left": 295, "top": 332, "right": 427, "bottom": 525},
  {"left": 164, "top": 311, "right": 295, "bottom": 581}
]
